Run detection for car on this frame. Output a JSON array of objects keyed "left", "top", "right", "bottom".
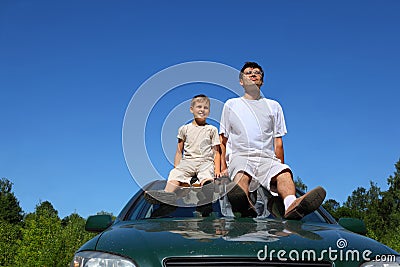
[{"left": 71, "top": 178, "right": 399, "bottom": 267}]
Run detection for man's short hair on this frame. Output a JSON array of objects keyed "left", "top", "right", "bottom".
[
  {"left": 239, "top": 61, "right": 264, "bottom": 82},
  {"left": 191, "top": 94, "right": 210, "bottom": 106}
]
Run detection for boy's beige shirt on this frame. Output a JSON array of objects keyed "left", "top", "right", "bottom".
[{"left": 177, "top": 123, "right": 220, "bottom": 161}]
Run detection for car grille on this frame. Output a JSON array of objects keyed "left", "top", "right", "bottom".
[{"left": 164, "top": 257, "right": 332, "bottom": 266}]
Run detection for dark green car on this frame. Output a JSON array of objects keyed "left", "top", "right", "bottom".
[{"left": 71, "top": 179, "right": 399, "bottom": 267}]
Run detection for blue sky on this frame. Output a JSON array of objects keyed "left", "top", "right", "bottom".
[{"left": 1, "top": 0, "right": 399, "bottom": 219}]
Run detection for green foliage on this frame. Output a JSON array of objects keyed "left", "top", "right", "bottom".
[
  {"left": 0, "top": 221, "right": 21, "bottom": 266},
  {"left": 36, "top": 200, "right": 59, "bottom": 218},
  {"left": 322, "top": 158, "right": 400, "bottom": 252},
  {"left": 380, "top": 160, "right": 400, "bottom": 230},
  {"left": 59, "top": 213, "right": 96, "bottom": 266},
  {"left": 361, "top": 162, "right": 400, "bottom": 248},
  {"left": 322, "top": 199, "right": 340, "bottom": 219},
  {"left": 0, "top": 179, "right": 107, "bottom": 266},
  {"left": 323, "top": 200, "right": 360, "bottom": 220},
  {"left": 14, "top": 201, "right": 63, "bottom": 267},
  {"left": 12, "top": 201, "right": 97, "bottom": 267},
  {"left": 0, "top": 178, "right": 23, "bottom": 224},
  {"left": 344, "top": 187, "right": 367, "bottom": 217},
  {"left": 380, "top": 225, "right": 400, "bottom": 252},
  {"left": 294, "top": 176, "right": 308, "bottom": 192}
]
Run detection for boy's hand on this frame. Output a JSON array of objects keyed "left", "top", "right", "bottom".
[{"left": 220, "top": 168, "right": 229, "bottom": 177}]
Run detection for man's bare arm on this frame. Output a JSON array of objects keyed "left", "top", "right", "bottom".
[
  {"left": 274, "top": 137, "right": 285, "bottom": 164},
  {"left": 219, "top": 134, "right": 228, "bottom": 176}
]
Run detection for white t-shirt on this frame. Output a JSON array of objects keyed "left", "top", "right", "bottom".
[{"left": 219, "top": 97, "right": 287, "bottom": 160}]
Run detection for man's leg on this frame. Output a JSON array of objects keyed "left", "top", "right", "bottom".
[
  {"left": 274, "top": 171, "right": 326, "bottom": 220},
  {"left": 233, "top": 171, "right": 252, "bottom": 196},
  {"left": 274, "top": 171, "right": 296, "bottom": 199},
  {"left": 227, "top": 171, "right": 257, "bottom": 217},
  {"left": 272, "top": 171, "right": 297, "bottom": 216}
]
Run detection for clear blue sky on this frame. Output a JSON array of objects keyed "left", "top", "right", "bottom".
[{"left": 1, "top": 0, "right": 399, "bottom": 219}]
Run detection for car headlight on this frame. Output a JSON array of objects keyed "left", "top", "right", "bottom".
[
  {"left": 360, "top": 255, "right": 400, "bottom": 267},
  {"left": 70, "top": 251, "right": 137, "bottom": 267}
]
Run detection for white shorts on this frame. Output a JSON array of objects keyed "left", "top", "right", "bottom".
[
  {"left": 229, "top": 154, "right": 292, "bottom": 195},
  {"left": 168, "top": 158, "right": 214, "bottom": 185}
]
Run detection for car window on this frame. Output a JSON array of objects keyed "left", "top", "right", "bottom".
[
  {"left": 128, "top": 196, "right": 222, "bottom": 220},
  {"left": 123, "top": 180, "right": 333, "bottom": 224},
  {"left": 126, "top": 194, "right": 330, "bottom": 224}
]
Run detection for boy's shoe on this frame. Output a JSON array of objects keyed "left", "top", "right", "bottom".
[
  {"left": 227, "top": 183, "right": 257, "bottom": 218},
  {"left": 196, "top": 180, "right": 215, "bottom": 205},
  {"left": 144, "top": 190, "right": 177, "bottom": 205},
  {"left": 284, "top": 186, "right": 326, "bottom": 220}
]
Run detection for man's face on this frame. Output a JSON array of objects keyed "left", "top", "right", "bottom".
[
  {"left": 190, "top": 100, "right": 210, "bottom": 120},
  {"left": 240, "top": 67, "right": 264, "bottom": 89}
]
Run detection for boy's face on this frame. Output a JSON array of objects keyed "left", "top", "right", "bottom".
[
  {"left": 190, "top": 99, "right": 210, "bottom": 120},
  {"left": 240, "top": 67, "right": 264, "bottom": 89}
]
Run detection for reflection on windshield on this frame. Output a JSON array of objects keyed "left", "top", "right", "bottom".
[{"left": 128, "top": 218, "right": 323, "bottom": 243}]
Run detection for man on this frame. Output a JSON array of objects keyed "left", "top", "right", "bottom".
[{"left": 219, "top": 62, "right": 325, "bottom": 219}]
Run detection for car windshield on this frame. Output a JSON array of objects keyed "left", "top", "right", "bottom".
[{"left": 123, "top": 178, "right": 335, "bottom": 224}]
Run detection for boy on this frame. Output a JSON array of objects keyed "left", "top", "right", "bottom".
[{"left": 145, "top": 94, "right": 221, "bottom": 205}]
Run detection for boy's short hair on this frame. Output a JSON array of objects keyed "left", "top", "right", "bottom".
[
  {"left": 191, "top": 94, "right": 210, "bottom": 106},
  {"left": 239, "top": 61, "right": 264, "bottom": 82}
]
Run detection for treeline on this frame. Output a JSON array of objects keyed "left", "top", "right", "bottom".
[
  {"left": 322, "top": 159, "right": 400, "bottom": 252},
  {"left": 1, "top": 159, "right": 399, "bottom": 266},
  {"left": 0, "top": 178, "right": 97, "bottom": 267}
]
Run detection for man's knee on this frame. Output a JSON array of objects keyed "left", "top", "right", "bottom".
[
  {"left": 275, "top": 170, "right": 296, "bottom": 197},
  {"left": 234, "top": 171, "right": 252, "bottom": 184},
  {"left": 276, "top": 170, "right": 293, "bottom": 183}
]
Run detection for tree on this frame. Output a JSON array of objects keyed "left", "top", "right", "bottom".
[
  {"left": 0, "top": 221, "right": 21, "bottom": 266},
  {"left": 322, "top": 199, "right": 340, "bottom": 219},
  {"left": 0, "top": 178, "right": 23, "bottom": 265},
  {"left": 294, "top": 177, "right": 308, "bottom": 192},
  {"left": 382, "top": 160, "right": 400, "bottom": 217},
  {"left": 361, "top": 182, "right": 384, "bottom": 238},
  {"left": 376, "top": 159, "right": 400, "bottom": 248},
  {"left": 14, "top": 201, "right": 62, "bottom": 267},
  {"left": 59, "top": 213, "right": 95, "bottom": 266},
  {"left": 35, "top": 200, "right": 59, "bottom": 218},
  {"left": 0, "top": 178, "right": 23, "bottom": 224},
  {"left": 342, "top": 187, "right": 368, "bottom": 219}
]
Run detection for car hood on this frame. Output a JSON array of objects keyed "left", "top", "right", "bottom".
[{"left": 86, "top": 217, "right": 397, "bottom": 266}]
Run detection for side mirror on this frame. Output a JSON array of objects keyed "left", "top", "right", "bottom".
[
  {"left": 338, "top": 217, "right": 367, "bottom": 235},
  {"left": 85, "top": 214, "right": 113, "bottom": 233}
]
